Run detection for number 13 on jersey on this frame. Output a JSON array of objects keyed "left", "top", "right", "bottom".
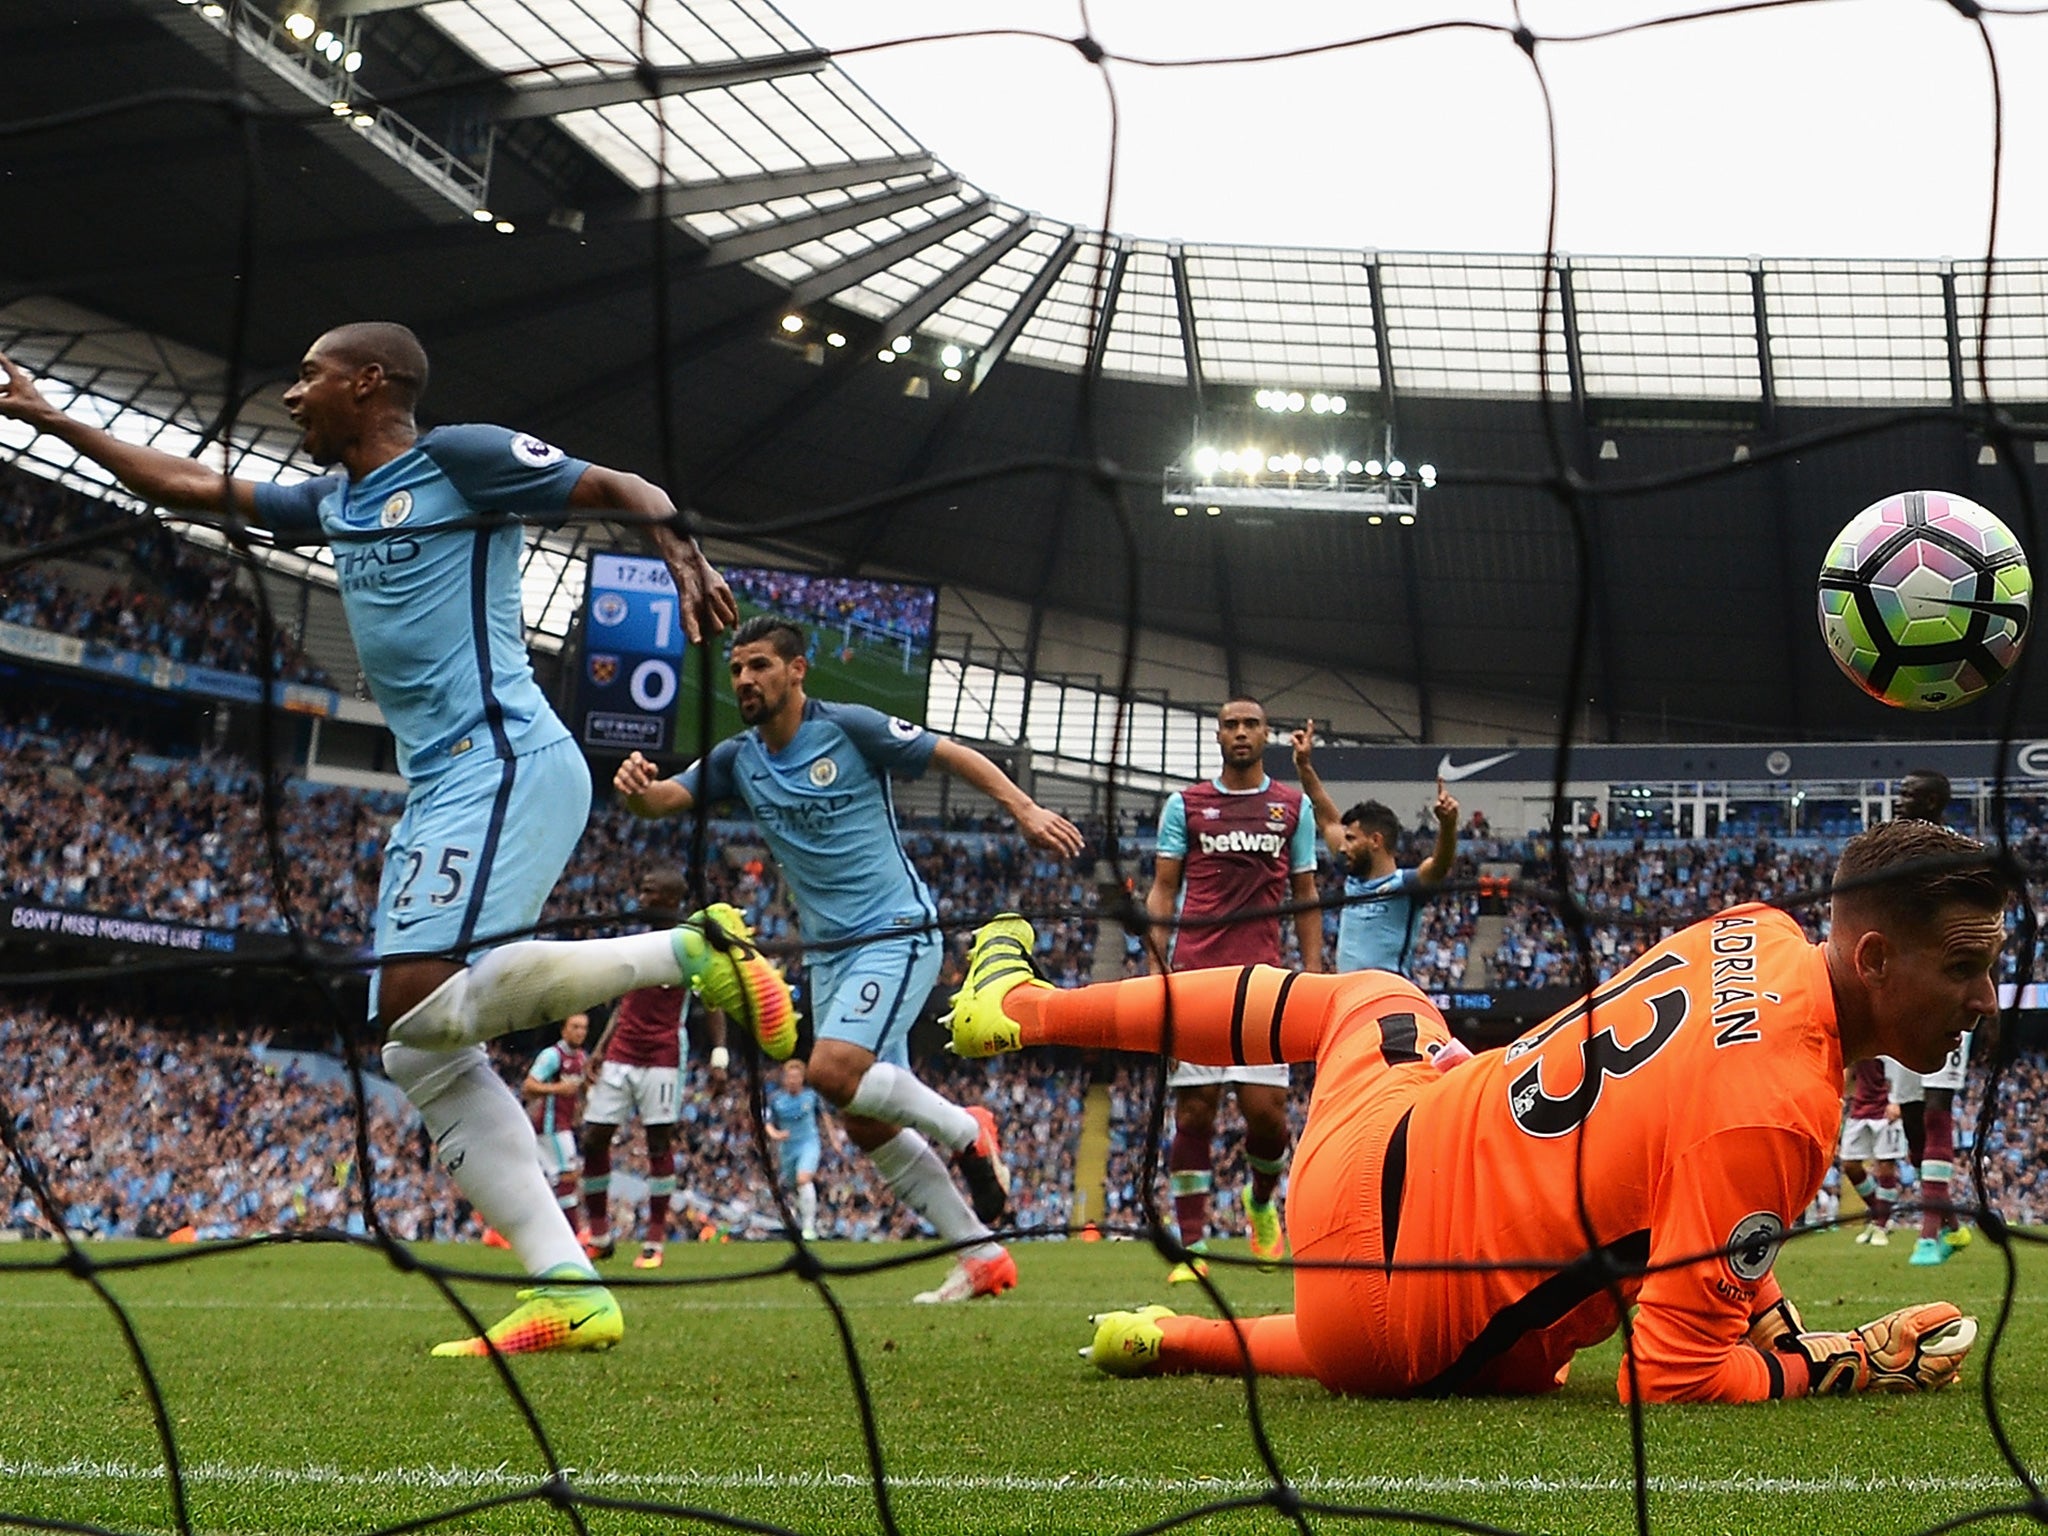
[{"left": 575, "top": 552, "right": 688, "bottom": 751}]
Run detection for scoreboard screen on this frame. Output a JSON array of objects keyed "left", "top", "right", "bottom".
[
  {"left": 570, "top": 553, "right": 938, "bottom": 755},
  {"left": 573, "top": 552, "right": 691, "bottom": 751}
]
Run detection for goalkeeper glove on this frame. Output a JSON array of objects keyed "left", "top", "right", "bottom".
[{"left": 1782, "top": 1302, "right": 1978, "bottom": 1395}]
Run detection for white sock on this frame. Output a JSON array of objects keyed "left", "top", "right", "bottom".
[
  {"left": 797, "top": 1181, "right": 818, "bottom": 1233},
  {"left": 867, "top": 1129, "right": 1000, "bottom": 1259},
  {"left": 382, "top": 1042, "right": 595, "bottom": 1279},
  {"left": 388, "top": 931, "right": 684, "bottom": 1048},
  {"left": 843, "top": 1062, "right": 978, "bottom": 1151}
]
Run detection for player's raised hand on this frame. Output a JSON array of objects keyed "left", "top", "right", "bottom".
[
  {"left": 1433, "top": 778, "right": 1459, "bottom": 828},
  {"left": 614, "top": 751, "right": 661, "bottom": 799},
  {"left": 0, "top": 351, "right": 58, "bottom": 427},
  {"left": 669, "top": 537, "right": 738, "bottom": 641},
  {"left": 1291, "top": 718, "right": 1316, "bottom": 772},
  {"left": 1017, "top": 801, "right": 1087, "bottom": 858}
]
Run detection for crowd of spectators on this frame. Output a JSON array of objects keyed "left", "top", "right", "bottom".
[
  {"left": 22, "top": 707, "right": 2048, "bottom": 1000},
  {"left": 0, "top": 464, "right": 332, "bottom": 687},
  {"left": 725, "top": 567, "right": 936, "bottom": 646},
  {"left": 1, "top": 991, "right": 1085, "bottom": 1247},
  {"left": 3, "top": 998, "right": 458, "bottom": 1242},
  {"left": 0, "top": 715, "right": 388, "bottom": 945}
]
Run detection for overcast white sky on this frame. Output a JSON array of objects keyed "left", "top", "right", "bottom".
[{"left": 780, "top": 0, "right": 2048, "bottom": 260}]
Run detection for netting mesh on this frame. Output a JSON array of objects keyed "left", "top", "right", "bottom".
[{"left": 3, "top": 4, "right": 2048, "bottom": 1535}]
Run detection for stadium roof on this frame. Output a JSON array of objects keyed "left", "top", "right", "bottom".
[{"left": 5, "top": 0, "right": 2048, "bottom": 746}]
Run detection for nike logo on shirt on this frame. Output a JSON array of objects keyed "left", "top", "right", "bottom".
[{"left": 1435, "top": 750, "right": 1518, "bottom": 782}]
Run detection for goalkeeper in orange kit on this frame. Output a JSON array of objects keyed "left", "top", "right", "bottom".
[{"left": 947, "top": 819, "right": 1996, "bottom": 1402}]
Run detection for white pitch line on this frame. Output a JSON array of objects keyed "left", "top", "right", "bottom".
[{"left": 0, "top": 1457, "right": 2019, "bottom": 1500}]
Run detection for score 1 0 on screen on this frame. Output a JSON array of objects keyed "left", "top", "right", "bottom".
[{"left": 576, "top": 551, "right": 686, "bottom": 752}]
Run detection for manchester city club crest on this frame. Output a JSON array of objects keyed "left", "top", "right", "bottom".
[
  {"left": 588, "top": 653, "right": 619, "bottom": 686},
  {"left": 379, "top": 490, "right": 412, "bottom": 528},
  {"left": 809, "top": 757, "right": 839, "bottom": 787},
  {"left": 592, "top": 592, "right": 628, "bottom": 627}
]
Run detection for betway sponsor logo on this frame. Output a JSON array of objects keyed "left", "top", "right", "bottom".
[{"left": 1198, "top": 829, "right": 1286, "bottom": 856}]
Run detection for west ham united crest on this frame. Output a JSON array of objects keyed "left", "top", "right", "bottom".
[{"left": 587, "top": 653, "right": 619, "bottom": 686}]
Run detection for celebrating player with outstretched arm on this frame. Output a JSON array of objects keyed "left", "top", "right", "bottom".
[
  {"left": 0, "top": 325, "right": 800, "bottom": 1359},
  {"left": 616, "top": 613, "right": 1086, "bottom": 1302},
  {"left": 1292, "top": 720, "right": 1459, "bottom": 975},
  {"left": 948, "top": 819, "right": 1992, "bottom": 1402}
]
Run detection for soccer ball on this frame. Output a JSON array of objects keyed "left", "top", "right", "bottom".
[{"left": 1817, "top": 490, "right": 2032, "bottom": 710}]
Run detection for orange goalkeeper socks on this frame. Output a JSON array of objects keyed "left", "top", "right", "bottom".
[{"left": 1000, "top": 966, "right": 1410, "bottom": 1067}]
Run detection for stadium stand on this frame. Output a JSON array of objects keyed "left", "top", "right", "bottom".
[{"left": 0, "top": 462, "right": 332, "bottom": 687}]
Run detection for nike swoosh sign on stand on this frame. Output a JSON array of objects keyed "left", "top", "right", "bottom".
[{"left": 1435, "top": 751, "right": 1518, "bottom": 782}]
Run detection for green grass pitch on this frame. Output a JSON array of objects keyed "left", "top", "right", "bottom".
[
  {"left": 0, "top": 1230, "right": 2042, "bottom": 1535},
  {"left": 670, "top": 596, "right": 932, "bottom": 756}
]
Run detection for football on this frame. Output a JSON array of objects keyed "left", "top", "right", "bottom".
[{"left": 1817, "top": 489, "right": 2033, "bottom": 710}]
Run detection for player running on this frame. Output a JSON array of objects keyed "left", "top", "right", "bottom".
[
  {"left": 578, "top": 871, "right": 730, "bottom": 1271},
  {"left": 1292, "top": 721, "right": 1459, "bottom": 974},
  {"left": 523, "top": 1012, "right": 590, "bottom": 1226},
  {"left": 0, "top": 326, "right": 796, "bottom": 1358},
  {"left": 1894, "top": 768, "right": 1974, "bottom": 1265},
  {"left": 1840, "top": 1058, "right": 1905, "bottom": 1244},
  {"left": 948, "top": 819, "right": 1992, "bottom": 1402},
  {"left": 616, "top": 613, "right": 1085, "bottom": 1302},
  {"left": 766, "top": 1058, "right": 843, "bottom": 1239},
  {"left": 1146, "top": 696, "right": 1321, "bottom": 1283}
]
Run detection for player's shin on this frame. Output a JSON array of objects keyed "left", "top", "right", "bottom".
[
  {"left": 868, "top": 1129, "right": 1001, "bottom": 1258},
  {"left": 1001, "top": 967, "right": 1352, "bottom": 1063},
  {"left": 387, "top": 932, "right": 685, "bottom": 1049},
  {"left": 382, "top": 1042, "right": 596, "bottom": 1278}
]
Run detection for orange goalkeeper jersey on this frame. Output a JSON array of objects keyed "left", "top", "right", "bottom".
[{"left": 1354, "top": 902, "right": 1842, "bottom": 1402}]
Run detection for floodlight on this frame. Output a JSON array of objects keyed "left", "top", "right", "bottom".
[
  {"left": 1364, "top": 459, "right": 1383, "bottom": 476},
  {"left": 1193, "top": 446, "right": 1220, "bottom": 475},
  {"left": 943, "top": 367, "right": 962, "bottom": 382},
  {"left": 1254, "top": 390, "right": 1272, "bottom": 408},
  {"left": 1172, "top": 505, "right": 1189, "bottom": 517},
  {"left": 1310, "top": 393, "right": 1329, "bottom": 414},
  {"left": 1281, "top": 453, "right": 1302, "bottom": 474},
  {"left": 1398, "top": 513, "right": 1415, "bottom": 525},
  {"left": 313, "top": 28, "right": 333, "bottom": 48},
  {"left": 1387, "top": 459, "right": 1405, "bottom": 477},
  {"left": 342, "top": 50, "right": 362, "bottom": 71},
  {"left": 1346, "top": 459, "right": 1362, "bottom": 474},
  {"left": 1266, "top": 456, "right": 1284, "bottom": 473},
  {"left": 494, "top": 220, "right": 515, "bottom": 234},
  {"left": 780, "top": 314, "right": 805, "bottom": 334},
  {"left": 1329, "top": 396, "right": 1346, "bottom": 413},
  {"left": 940, "top": 344, "right": 963, "bottom": 368},
  {"left": 1304, "top": 457, "right": 1321, "bottom": 474},
  {"left": 877, "top": 350, "right": 895, "bottom": 363},
  {"left": 199, "top": 3, "right": 225, "bottom": 15},
  {"left": 1286, "top": 392, "right": 1304, "bottom": 411},
  {"left": 329, "top": 99, "right": 351, "bottom": 115},
  {"left": 472, "top": 208, "right": 493, "bottom": 223},
  {"left": 1205, "top": 506, "right": 1222, "bottom": 516},
  {"left": 891, "top": 336, "right": 912, "bottom": 354},
  {"left": 283, "top": 11, "right": 317, "bottom": 41},
  {"left": 350, "top": 112, "right": 373, "bottom": 129},
  {"left": 826, "top": 332, "right": 846, "bottom": 348}
]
